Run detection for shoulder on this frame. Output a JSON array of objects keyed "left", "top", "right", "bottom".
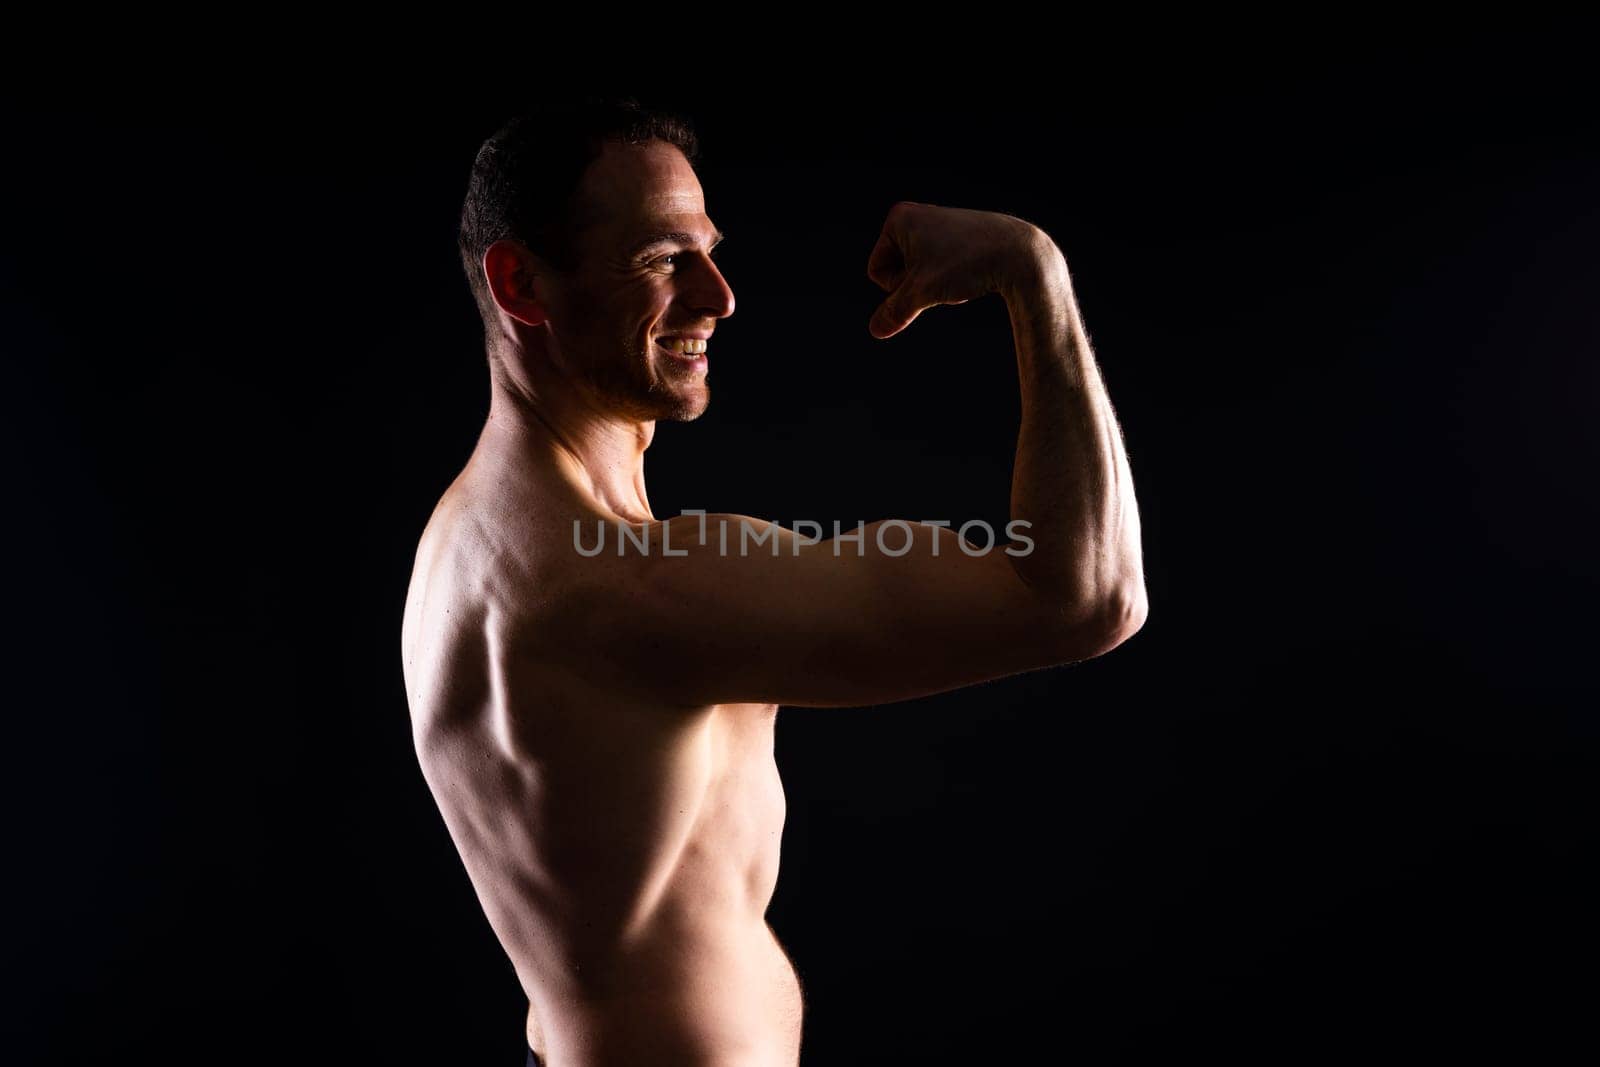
[
  {"left": 403, "top": 476, "right": 600, "bottom": 682},
  {"left": 401, "top": 486, "right": 545, "bottom": 715}
]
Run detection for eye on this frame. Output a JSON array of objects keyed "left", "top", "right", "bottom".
[{"left": 653, "top": 247, "right": 721, "bottom": 271}]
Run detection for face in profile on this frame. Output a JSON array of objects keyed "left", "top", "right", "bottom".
[{"left": 540, "top": 139, "right": 736, "bottom": 423}]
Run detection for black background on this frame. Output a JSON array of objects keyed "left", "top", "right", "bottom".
[{"left": 6, "top": 32, "right": 1598, "bottom": 1066}]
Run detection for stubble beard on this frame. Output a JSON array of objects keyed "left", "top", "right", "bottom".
[{"left": 584, "top": 332, "right": 709, "bottom": 424}]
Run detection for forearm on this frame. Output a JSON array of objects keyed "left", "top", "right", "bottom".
[{"left": 1002, "top": 232, "right": 1146, "bottom": 630}]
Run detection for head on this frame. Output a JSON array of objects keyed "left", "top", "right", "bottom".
[{"left": 458, "top": 98, "right": 735, "bottom": 423}]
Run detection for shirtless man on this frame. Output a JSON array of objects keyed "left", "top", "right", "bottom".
[{"left": 401, "top": 99, "right": 1147, "bottom": 1067}]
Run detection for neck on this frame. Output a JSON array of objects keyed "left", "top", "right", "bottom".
[{"left": 484, "top": 349, "right": 656, "bottom": 524}]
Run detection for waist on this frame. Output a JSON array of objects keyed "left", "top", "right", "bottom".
[{"left": 525, "top": 920, "right": 803, "bottom": 1065}]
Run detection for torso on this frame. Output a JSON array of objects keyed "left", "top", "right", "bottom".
[{"left": 400, "top": 445, "right": 803, "bottom": 1066}]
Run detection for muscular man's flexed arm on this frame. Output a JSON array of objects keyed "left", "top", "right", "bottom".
[
  {"left": 548, "top": 202, "right": 1147, "bottom": 709},
  {"left": 867, "top": 201, "right": 1145, "bottom": 616}
]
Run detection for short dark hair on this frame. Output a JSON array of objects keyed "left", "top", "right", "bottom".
[{"left": 457, "top": 96, "right": 700, "bottom": 325}]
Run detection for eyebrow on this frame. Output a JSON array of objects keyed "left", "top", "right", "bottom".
[{"left": 629, "top": 229, "right": 726, "bottom": 258}]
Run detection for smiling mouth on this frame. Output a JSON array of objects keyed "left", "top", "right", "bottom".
[{"left": 656, "top": 338, "right": 709, "bottom": 372}]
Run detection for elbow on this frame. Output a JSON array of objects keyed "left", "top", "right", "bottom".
[
  {"left": 1094, "top": 578, "right": 1148, "bottom": 653},
  {"left": 1040, "top": 576, "right": 1147, "bottom": 663}
]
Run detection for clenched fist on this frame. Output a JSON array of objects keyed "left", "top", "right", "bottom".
[{"left": 866, "top": 201, "right": 1047, "bottom": 340}]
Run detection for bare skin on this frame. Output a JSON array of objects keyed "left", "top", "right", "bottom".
[{"left": 401, "top": 140, "right": 1147, "bottom": 1066}]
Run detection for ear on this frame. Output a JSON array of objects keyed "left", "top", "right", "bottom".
[{"left": 483, "top": 239, "right": 551, "bottom": 327}]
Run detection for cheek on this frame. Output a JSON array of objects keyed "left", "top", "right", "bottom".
[{"left": 620, "top": 276, "right": 671, "bottom": 314}]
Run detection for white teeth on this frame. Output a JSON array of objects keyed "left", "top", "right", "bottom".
[{"left": 664, "top": 338, "right": 708, "bottom": 355}]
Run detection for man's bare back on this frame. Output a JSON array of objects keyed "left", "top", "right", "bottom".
[
  {"left": 402, "top": 430, "right": 803, "bottom": 1066},
  {"left": 403, "top": 103, "right": 1145, "bottom": 1067}
]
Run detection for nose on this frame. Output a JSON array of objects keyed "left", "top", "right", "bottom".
[{"left": 686, "top": 251, "right": 736, "bottom": 320}]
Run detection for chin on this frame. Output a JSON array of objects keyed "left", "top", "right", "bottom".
[{"left": 659, "top": 389, "right": 710, "bottom": 422}]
